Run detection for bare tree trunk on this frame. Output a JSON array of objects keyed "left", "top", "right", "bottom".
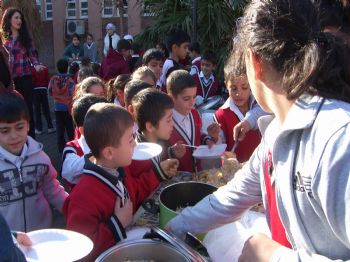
[{"left": 116, "top": 0, "right": 125, "bottom": 36}]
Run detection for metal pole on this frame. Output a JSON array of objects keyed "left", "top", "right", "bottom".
[{"left": 192, "top": 0, "right": 197, "bottom": 42}]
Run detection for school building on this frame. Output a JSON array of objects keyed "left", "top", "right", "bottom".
[{"left": 35, "top": 0, "right": 153, "bottom": 69}]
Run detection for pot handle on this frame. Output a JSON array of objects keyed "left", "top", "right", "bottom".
[{"left": 142, "top": 199, "right": 160, "bottom": 214}]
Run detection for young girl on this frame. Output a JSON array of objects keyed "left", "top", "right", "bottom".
[
  {"left": 73, "top": 76, "right": 106, "bottom": 101},
  {"left": 106, "top": 74, "right": 130, "bottom": 107},
  {"left": 215, "top": 66, "right": 261, "bottom": 163},
  {"left": 167, "top": 0, "right": 350, "bottom": 261}
]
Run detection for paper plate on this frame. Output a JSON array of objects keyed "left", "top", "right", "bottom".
[
  {"left": 132, "top": 142, "right": 163, "bottom": 160},
  {"left": 20, "top": 229, "right": 93, "bottom": 262},
  {"left": 192, "top": 144, "right": 227, "bottom": 159}
]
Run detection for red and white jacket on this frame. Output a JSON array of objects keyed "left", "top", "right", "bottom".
[
  {"left": 168, "top": 109, "right": 210, "bottom": 172},
  {"left": 63, "top": 157, "right": 129, "bottom": 261},
  {"left": 61, "top": 136, "right": 90, "bottom": 190},
  {"left": 215, "top": 96, "right": 261, "bottom": 163},
  {"left": 126, "top": 131, "right": 171, "bottom": 212},
  {"left": 193, "top": 71, "right": 219, "bottom": 100}
]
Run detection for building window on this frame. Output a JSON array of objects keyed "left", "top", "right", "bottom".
[
  {"left": 46, "top": 0, "right": 53, "bottom": 20},
  {"left": 80, "top": 0, "right": 88, "bottom": 18},
  {"left": 102, "top": 0, "right": 128, "bottom": 18},
  {"left": 67, "top": 0, "right": 77, "bottom": 18}
]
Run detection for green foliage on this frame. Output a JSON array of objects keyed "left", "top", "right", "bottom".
[{"left": 136, "top": 0, "right": 248, "bottom": 81}]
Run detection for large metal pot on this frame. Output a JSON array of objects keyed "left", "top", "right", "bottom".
[
  {"left": 159, "top": 182, "right": 217, "bottom": 228},
  {"left": 95, "top": 239, "right": 191, "bottom": 262}
]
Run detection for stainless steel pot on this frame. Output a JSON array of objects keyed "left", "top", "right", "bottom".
[{"left": 95, "top": 239, "right": 191, "bottom": 262}]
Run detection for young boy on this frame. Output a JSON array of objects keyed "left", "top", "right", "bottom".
[
  {"left": 132, "top": 66, "right": 157, "bottom": 86},
  {"left": 214, "top": 66, "right": 261, "bottom": 163},
  {"left": 166, "top": 70, "right": 220, "bottom": 172},
  {"left": 193, "top": 50, "right": 219, "bottom": 104},
  {"left": 189, "top": 42, "right": 201, "bottom": 75},
  {"left": 129, "top": 88, "right": 179, "bottom": 208},
  {"left": 0, "top": 93, "right": 68, "bottom": 232},
  {"left": 48, "top": 59, "right": 75, "bottom": 153},
  {"left": 32, "top": 63, "right": 55, "bottom": 135},
  {"left": 101, "top": 39, "right": 131, "bottom": 81},
  {"left": 62, "top": 33, "right": 84, "bottom": 63},
  {"left": 61, "top": 94, "right": 108, "bottom": 190},
  {"left": 63, "top": 103, "right": 135, "bottom": 261},
  {"left": 142, "top": 48, "right": 165, "bottom": 89},
  {"left": 159, "top": 29, "right": 190, "bottom": 87}
]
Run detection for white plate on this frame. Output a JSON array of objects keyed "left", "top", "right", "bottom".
[
  {"left": 132, "top": 142, "right": 163, "bottom": 160},
  {"left": 20, "top": 229, "right": 93, "bottom": 262},
  {"left": 192, "top": 144, "right": 227, "bottom": 159}
]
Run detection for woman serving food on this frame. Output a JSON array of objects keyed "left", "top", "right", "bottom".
[{"left": 166, "top": 0, "right": 350, "bottom": 261}]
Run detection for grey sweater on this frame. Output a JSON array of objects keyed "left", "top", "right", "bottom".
[
  {"left": 168, "top": 95, "right": 350, "bottom": 261},
  {"left": 83, "top": 42, "right": 97, "bottom": 63}
]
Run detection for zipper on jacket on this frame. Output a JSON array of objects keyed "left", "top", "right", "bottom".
[{"left": 18, "top": 167, "right": 27, "bottom": 232}]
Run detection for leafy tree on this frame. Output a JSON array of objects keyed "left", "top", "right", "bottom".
[{"left": 136, "top": 0, "right": 247, "bottom": 80}]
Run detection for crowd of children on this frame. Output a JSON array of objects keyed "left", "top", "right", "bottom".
[{"left": 2, "top": 0, "right": 350, "bottom": 260}]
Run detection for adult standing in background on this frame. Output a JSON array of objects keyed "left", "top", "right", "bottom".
[
  {"left": 103, "top": 23, "right": 120, "bottom": 56},
  {"left": 1, "top": 7, "right": 45, "bottom": 138}
]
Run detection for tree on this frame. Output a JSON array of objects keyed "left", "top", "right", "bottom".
[
  {"left": 2, "top": 0, "right": 42, "bottom": 47},
  {"left": 136, "top": 0, "right": 248, "bottom": 80}
]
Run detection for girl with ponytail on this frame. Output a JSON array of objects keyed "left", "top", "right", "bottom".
[{"left": 166, "top": 1, "right": 350, "bottom": 261}]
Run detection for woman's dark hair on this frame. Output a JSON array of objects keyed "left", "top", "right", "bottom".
[
  {"left": 1, "top": 8, "right": 32, "bottom": 49},
  {"left": 232, "top": 0, "right": 350, "bottom": 102}
]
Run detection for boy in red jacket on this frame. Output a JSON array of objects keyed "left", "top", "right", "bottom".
[
  {"left": 192, "top": 50, "right": 220, "bottom": 104},
  {"left": 32, "top": 64, "right": 55, "bottom": 135},
  {"left": 214, "top": 64, "right": 261, "bottom": 163},
  {"left": 61, "top": 94, "right": 107, "bottom": 191},
  {"left": 128, "top": 88, "right": 179, "bottom": 211},
  {"left": 166, "top": 70, "right": 220, "bottom": 173},
  {"left": 63, "top": 103, "right": 135, "bottom": 261}
]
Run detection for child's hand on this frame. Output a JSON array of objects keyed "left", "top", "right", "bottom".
[
  {"left": 207, "top": 123, "right": 221, "bottom": 143},
  {"left": 171, "top": 141, "right": 186, "bottom": 159},
  {"left": 16, "top": 232, "right": 32, "bottom": 246},
  {"left": 206, "top": 139, "right": 216, "bottom": 149},
  {"left": 114, "top": 197, "right": 133, "bottom": 228},
  {"left": 160, "top": 158, "right": 179, "bottom": 178},
  {"left": 233, "top": 120, "right": 252, "bottom": 142}
]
